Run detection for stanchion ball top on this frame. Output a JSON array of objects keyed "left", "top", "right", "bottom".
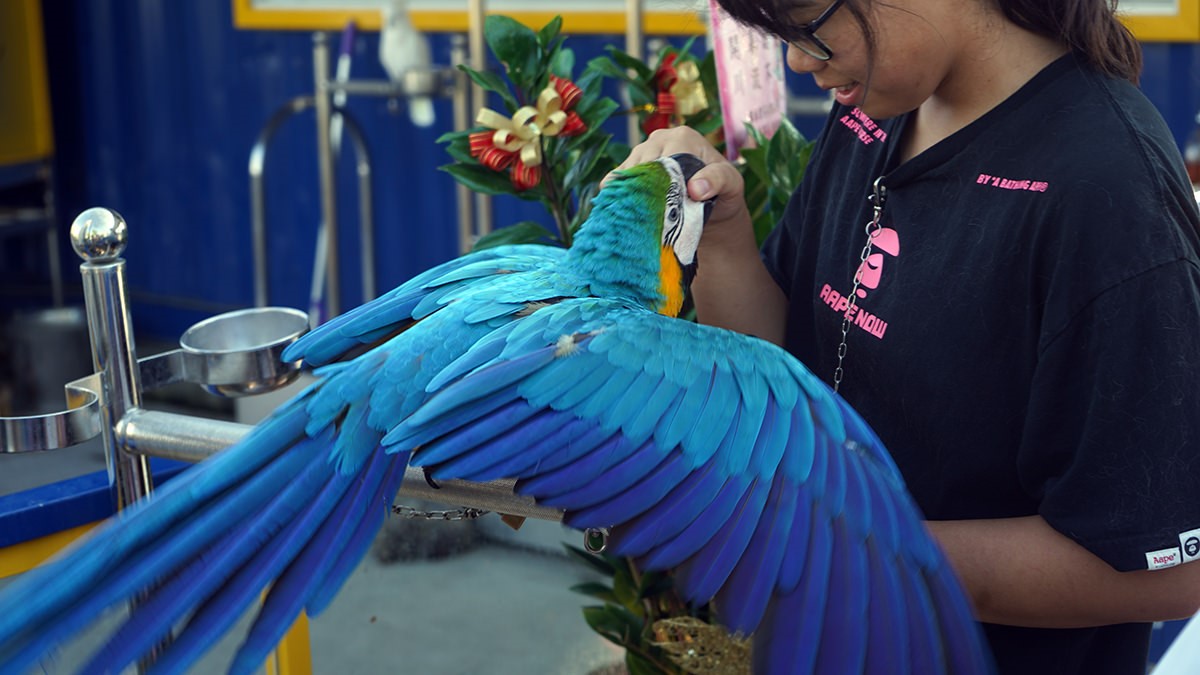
[{"left": 71, "top": 207, "right": 128, "bottom": 262}]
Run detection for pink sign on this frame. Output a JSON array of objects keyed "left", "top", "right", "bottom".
[{"left": 708, "top": 0, "right": 788, "bottom": 159}]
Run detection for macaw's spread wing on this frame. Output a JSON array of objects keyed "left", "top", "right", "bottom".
[
  {"left": 289, "top": 244, "right": 566, "bottom": 366},
  {"left": 385, "top": 299, "right": 993, "bottom": 675},
  {"left": 0, "top": 246, "right": 567, "bottom": 675}
]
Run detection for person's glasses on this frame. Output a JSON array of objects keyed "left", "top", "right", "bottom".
[{"left": 789, "top": 0, "right": 846, "bottom": 61}]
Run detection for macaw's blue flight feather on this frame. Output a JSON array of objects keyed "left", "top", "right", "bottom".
[{"left": 0, "top": 154, "right": 992, "bottom": 674}]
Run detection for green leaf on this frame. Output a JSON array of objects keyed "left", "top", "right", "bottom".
[
  {"left": 512, "top": 184, "right": 546, "bottom": 202},
  {"left": 584, "top": 55, "right": 632, "bottom": 82},
  {"left": 606, "top": 47, "right": 655, "bottom": 81},
  {"left": 684, "top": 114, "right": 723, "bottom": 136},
  {"left": 626, "top": 651, "right": 670, "bottom": 675},
  {"left": 435, "top": 128, "right": 472, "bottom": 144},
  {"left": 613, "top": 567, "right": 643, "bottom": 615},
  {"left": 739, "top": 144, "right": 770, "bottom": 186},
  {"left": 745, "top": 122, "right": 770, "bottom": 148},
  {"left": 456, "top": 64, "right": 518, "bottom": 111},
  {"left": 607, "top": 141, "right": 632, "bottom": 162},
  {"left": 742, "top": 173, "right": 769, "bottom": 213},
  {"left": 535, "top": 15, "right": 563, "bottom": 49},
  {"left": 753, "top": 209, "right": 776, "bottom": 247},
  {"left": 575, "top": 64, "right": 606, "bottom": 100},
  {"left": 442, "top": 137, "right": 475, "bottom": 165},
  {"left": 574, "top": 98, "right": 620, "bottom": 142},
  {"left": 440, "top": 163, "right": 516, "bottom": 197},
  {"left": 563, "top": 137, "right": 609, "bottom": 193},
  {"left": 485, "top": 15, "right": 541, "bottom": 96},
  {"left": 471, "top": 221, "right": 558, "bottom": 251},
  {"left": 675, "top": 36, "right": 699, "bottom": 58},
  {"left": 581, "top": 607, "right": 630, "bottom": 647},
  {"left": 549, "top": 47, "right": 575, "bottom": 80},
  {"left": 564, "top": 544, "right": 617, "bottom": 576},
  {"left": 766, "top": 127, "right": 801, "bottom": 196},
  {"left": 569, "top": 582, "right": 620, "bottom": 603},
  {"left": 582, "top": 605, "right": 644, "bottom": 644},
  {"left": 624, "top": 81, "right": 657, "bottom": 110},
  {"left": 791, "top": 141, "right": 815, "bottom": 184}
]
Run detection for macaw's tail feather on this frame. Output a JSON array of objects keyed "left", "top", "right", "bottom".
[
  {"left": 0, "top": 401, "right": 311, "bottom": 663},
  {"left": 0, "top": 384, "right": 407, "bottom": 675}
]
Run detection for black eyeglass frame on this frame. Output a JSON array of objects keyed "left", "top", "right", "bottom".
[{"left": 789, "top": 0, "right": 847, "bottom": 61}]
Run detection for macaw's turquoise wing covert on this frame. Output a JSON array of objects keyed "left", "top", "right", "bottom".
[{"left": 0, "top": 155, "right": 994, "bottom": 675}]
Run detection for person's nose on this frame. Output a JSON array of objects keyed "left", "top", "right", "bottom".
[{"left": 785, "top": 42, "right": 825, "bottom": 75}]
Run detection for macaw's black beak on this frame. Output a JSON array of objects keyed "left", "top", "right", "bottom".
[
  {"left": 672, "top": 152, "right": 706, "bottom": 182},
  {"left": 670, "top": 152, "right": 717, "bottom": 224},
  {"left": 682, "top": 260, "right": 699, "bottom": 290}
]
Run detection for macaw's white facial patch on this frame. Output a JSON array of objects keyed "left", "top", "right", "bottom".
[
  {"left": 657, "top": 157, "right": 705, "bottom": 266},
  {"left": 1146, "top": 546, "right": 1183, "bottom": 570}
]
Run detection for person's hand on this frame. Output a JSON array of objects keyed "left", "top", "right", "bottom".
[{"left": 608, "top": 127, "right": 749, "bottom": 232}]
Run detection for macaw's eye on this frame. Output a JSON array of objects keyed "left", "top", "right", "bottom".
[{"left": 667, "top": 206, "right": 680, "bottom": 224}]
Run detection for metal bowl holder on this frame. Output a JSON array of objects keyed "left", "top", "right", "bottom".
[{"left": 0, "top": 207, "right": 560, "bottom": 522}]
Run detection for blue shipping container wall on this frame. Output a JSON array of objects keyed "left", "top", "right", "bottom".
[{"left": 6, "top": 0, "right": 1200, "bottom": 340}]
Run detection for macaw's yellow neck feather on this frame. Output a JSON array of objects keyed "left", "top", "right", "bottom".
[{"left": 657, "top": 246, "right": 685, "bottom": 317}]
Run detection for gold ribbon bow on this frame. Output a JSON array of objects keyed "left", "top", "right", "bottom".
[
  {"left": 669, "top": 60, "right": 709, "bottom": 117},
  {"left": 475, "top": 86, "right": 569, "bottom": 168}
]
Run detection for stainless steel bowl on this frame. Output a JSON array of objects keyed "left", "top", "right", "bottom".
[{"left": 179, "top": 307, "right": 309, "bottom": 397}]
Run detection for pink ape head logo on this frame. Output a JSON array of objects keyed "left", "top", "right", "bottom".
[{"left": 854, "top": 228, "right": 900, "bottom": 299}]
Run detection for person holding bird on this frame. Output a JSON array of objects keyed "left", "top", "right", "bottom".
[
  {"left": 0, "top": 152, "right": 997, "bottom": 674},
  {"left": 614, "top": 0, "right": 1200, "bottom": 673}
]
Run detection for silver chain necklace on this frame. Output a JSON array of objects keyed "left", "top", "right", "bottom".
[{"left": 833, "top": 176, "right": 887, "bottom": 393}]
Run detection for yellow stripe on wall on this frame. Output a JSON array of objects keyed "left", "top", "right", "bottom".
[
  {"left": 232, "top": 0, "right": 1198, "bottom": 41},
  {"left": 1122, "top": 0, "right": 1200, "bottom": 41},
  {"left": 232, "top": 0, "right": 705, "bottom": 35}
]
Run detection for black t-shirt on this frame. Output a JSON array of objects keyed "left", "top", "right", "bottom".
[{"left": 762, "top": 53, "right": 1200, "bottom": 674}]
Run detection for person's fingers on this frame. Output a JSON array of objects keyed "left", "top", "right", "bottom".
[
  {"left": 688, "top": 162, "right": 741, "bottom": 202},
  {"left": 604, "top": 127, "right": 721, "bottom": 187}
]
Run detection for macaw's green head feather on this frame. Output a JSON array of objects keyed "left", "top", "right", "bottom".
[{"left": 569, "top": 154, "right": 712, "bottom": 316}]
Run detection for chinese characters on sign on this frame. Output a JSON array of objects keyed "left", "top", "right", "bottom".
[{"left": 708, "top": 0, "right": 787, "bottom": 159}]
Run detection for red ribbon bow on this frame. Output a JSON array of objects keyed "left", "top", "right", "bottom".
[{"left": 469, "top": 75, "right": 588, "bottom": 191}]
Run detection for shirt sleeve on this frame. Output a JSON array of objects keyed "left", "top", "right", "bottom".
[{"left": 1021, "top": 259, "right": 1200, "bottom": 572}]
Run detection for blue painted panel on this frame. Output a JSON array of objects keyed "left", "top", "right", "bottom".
[
  {"left": 1141, "top": 42, "right": 1200, "bottom": 150},
  {"left": 0, "top": 457, "right": 187, "bottom": 548}
]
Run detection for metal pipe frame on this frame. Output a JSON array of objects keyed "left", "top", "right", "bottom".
[
  {"left": 249, "top": 96, "right": 374, "bottom": 309},
  {"left": 467, "top": 0, "right": 493, "bottom": 243},
  {"left": 451, "top": 33, "right": 475, "bottom": 255},
  {"left": 312, "top": 32, "right": 342, "bottom": 318},
  {"left": 625, "top": 0, "right": 644, "bottom": 146},
  {"left": 116, "top": 408, "right": 562, "bottom": 522}
]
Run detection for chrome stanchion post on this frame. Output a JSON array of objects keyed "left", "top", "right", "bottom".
[
  {"left": 313, "top": 32, "right": 341, "bottom": 319},
  {"left": 70, "top": 207, "right": 154, "bottom": 511}
]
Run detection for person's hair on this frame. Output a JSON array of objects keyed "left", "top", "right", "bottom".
[
  {"left": 714, "top": 0, "right": 1142, "bottom": 84},
  {"left": 999, "top": 0, "right": 1141, "bottom": 83}
]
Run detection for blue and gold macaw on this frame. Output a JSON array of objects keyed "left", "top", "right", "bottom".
[{"left": 0, "top": 155, "right": 993, "bottom": 674}]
